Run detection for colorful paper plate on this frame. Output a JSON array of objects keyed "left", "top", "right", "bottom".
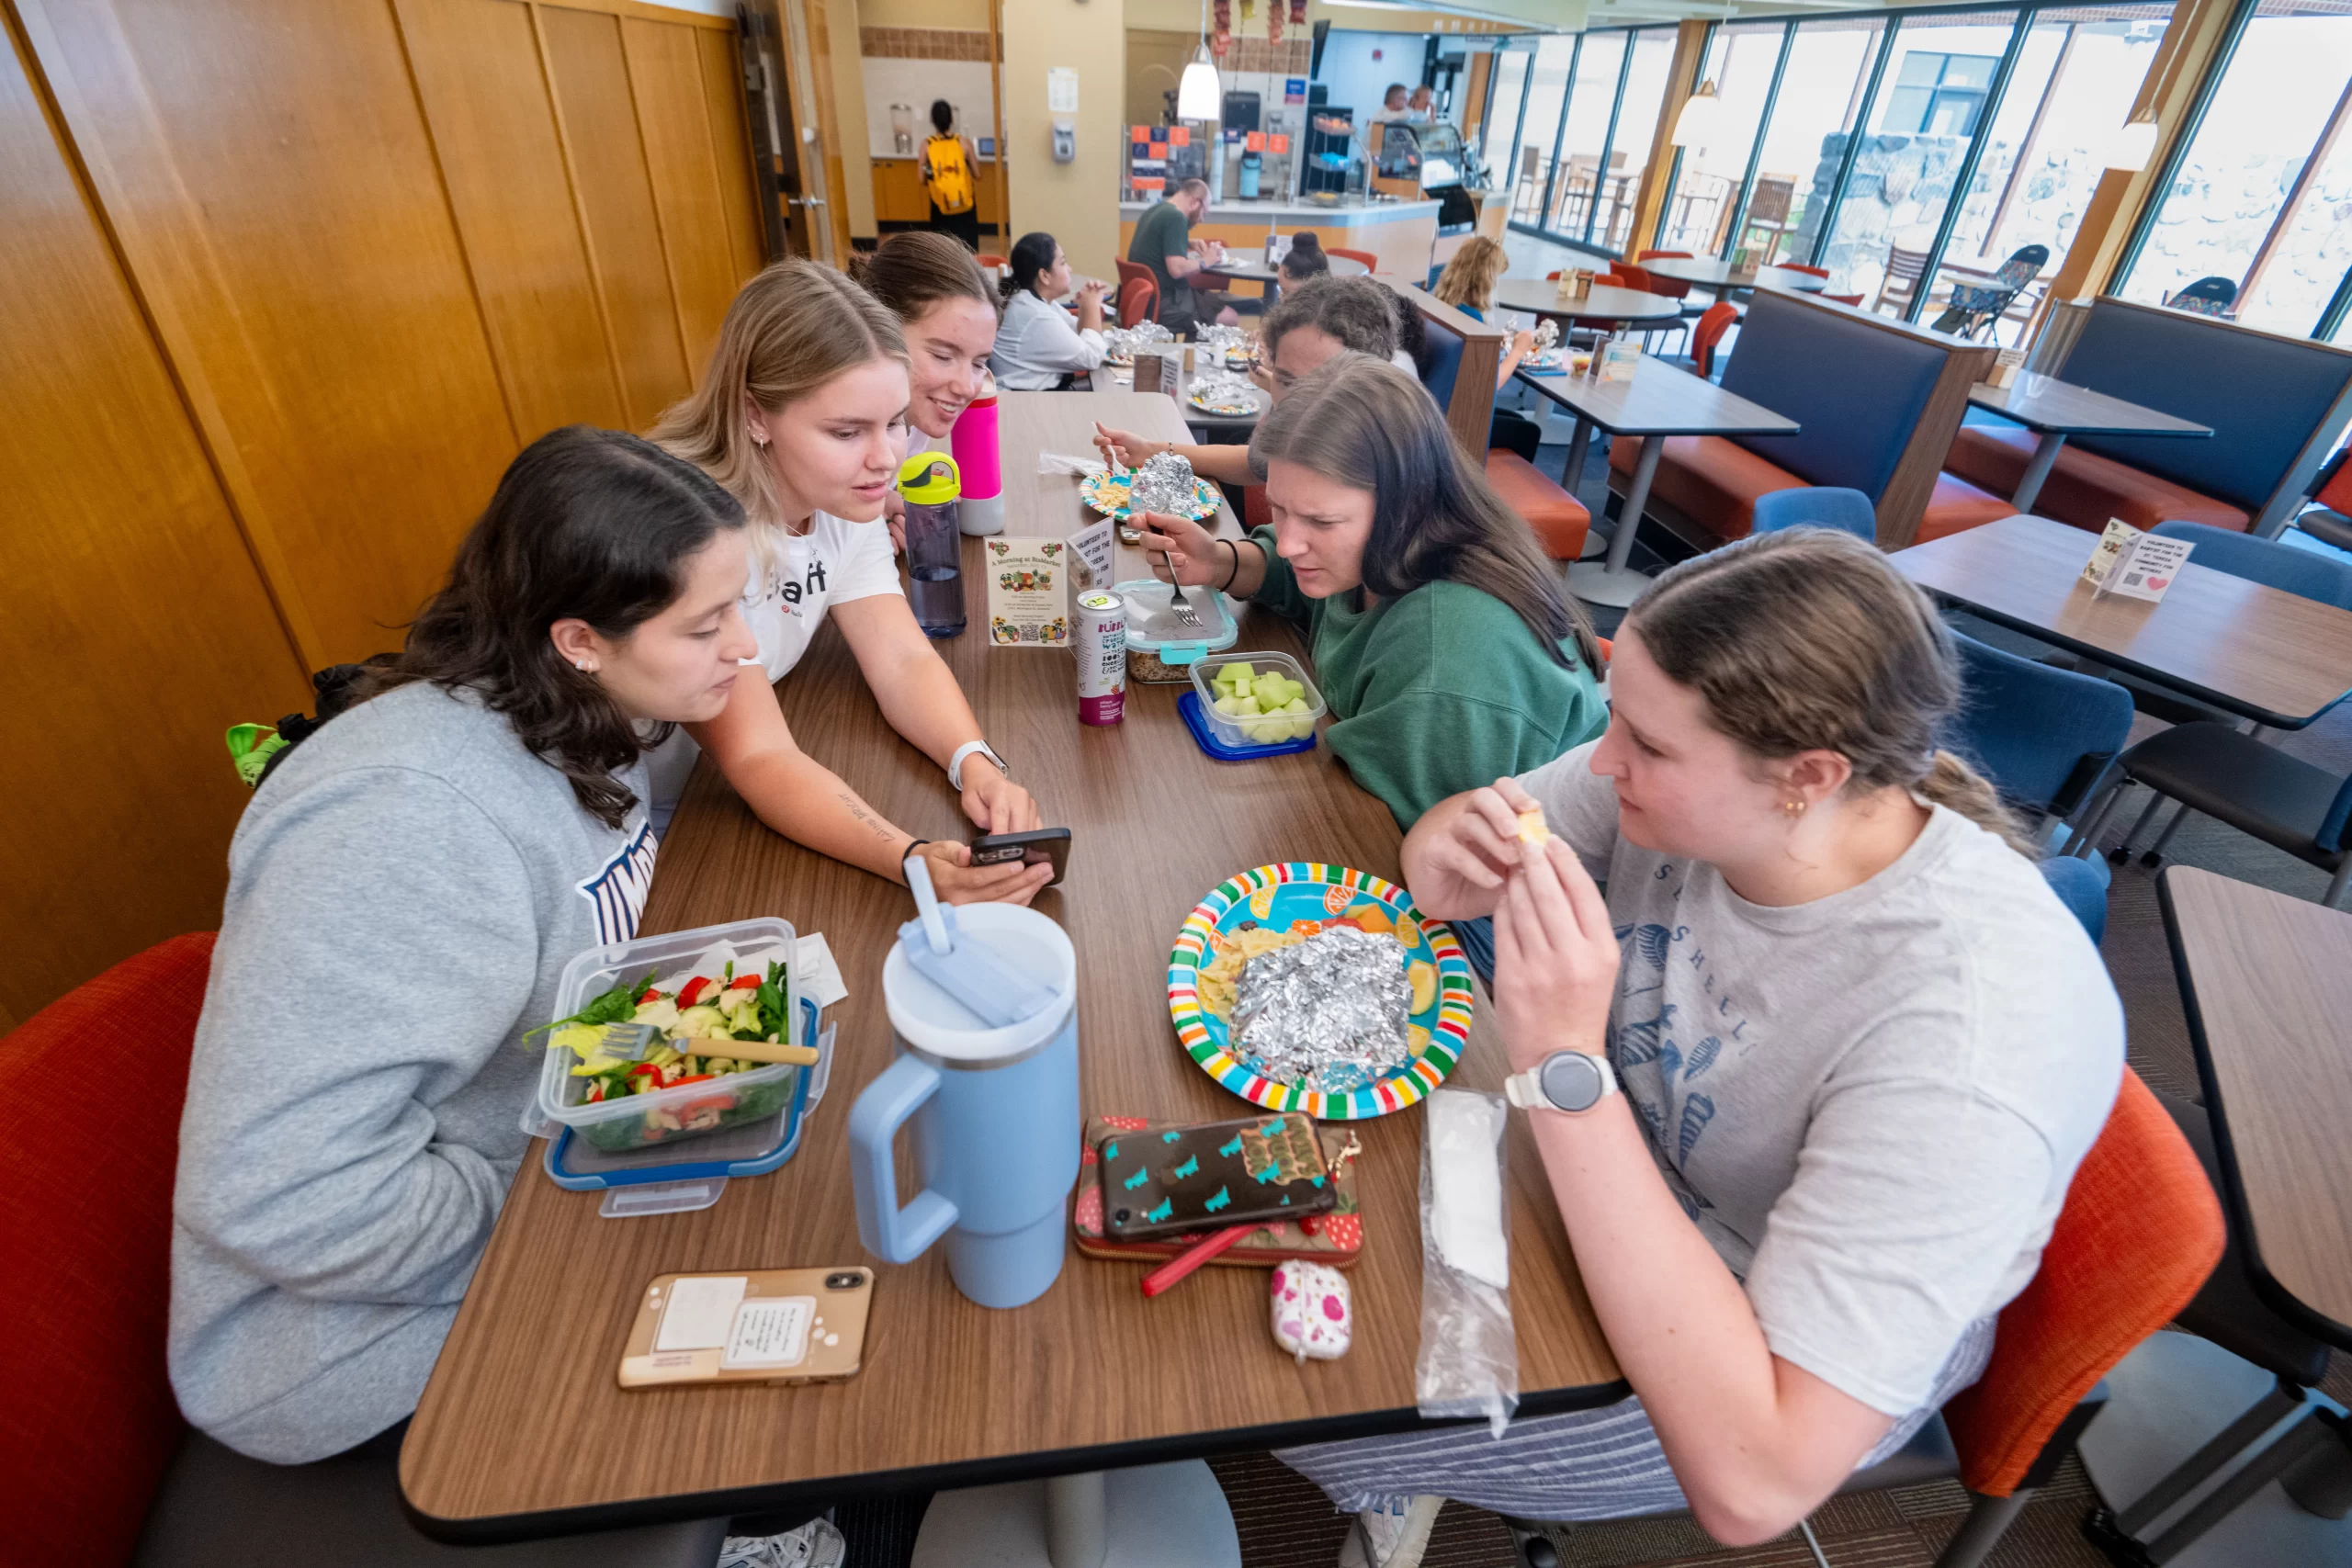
[
  {"left": 1080, "top": 468, "right": 1223, "bottom": 524},
  {"left": 1167, "top": 863, "right": 1474, "bottom": 1120}
]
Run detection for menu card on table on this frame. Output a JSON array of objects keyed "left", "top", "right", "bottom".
[
  {"left": 2081, "top": 519, "right": 2192, "bottom": 603},
  {"left": 984, "top": 537, "right": 1070, "bottom": 646}
]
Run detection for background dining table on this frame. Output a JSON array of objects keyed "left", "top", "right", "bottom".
[
  {"left": 1490, "top": 276, "right": 1684, "bottom": 329},
  {"left": 1963, "top": 376, "right": 2213, "bottom": 513},
  {"left": 398, "top": 390, "right": 1623, "bottom": 1546},
  {"left": 1635, "top": 257, "right": 1830, "bottom": 301}
]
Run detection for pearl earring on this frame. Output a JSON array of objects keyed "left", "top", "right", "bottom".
[{"left": 575, "top": 660, "right": 595, "bottom": 673}]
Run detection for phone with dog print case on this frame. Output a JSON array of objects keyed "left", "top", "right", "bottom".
[{"left": 1097, "top": 1113, "right": 1335, "bottom": 1240}]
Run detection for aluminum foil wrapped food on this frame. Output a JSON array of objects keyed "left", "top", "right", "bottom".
[
  {"left": 1532, "top": 319, "right": 1560, "bottom": 354},
  {"left": 1234, "top": 927, "right": 1412, "bottom": 1092},
  {"left": 1128, "top": 450, "right": 1199, "bottom": 515}
]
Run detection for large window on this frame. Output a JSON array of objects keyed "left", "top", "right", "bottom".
[
  {"left": 1482, "top": 47, "right": 1532, "bottom": 184},
  {"left": 1883, "top": 51, "right": 2000, "bottom": 137},
  {"left": 2119, "top": 0, "right": 2352, "bottom": 336},
  {"left": 1744, "top": 19, "right": 1885, "bottom": 265},
  {"left": 1506, "top": 38, "right": 1576, "bottom": 223},
  {"left": 1546, "top": 32, "right": 1629, "bottom": 237},
  {"left": 1656, "top": 21, "right": 1787, "bottom": 255},
  {"left": 1600, "top": 30, "right": 1682, "bottom": 250}
]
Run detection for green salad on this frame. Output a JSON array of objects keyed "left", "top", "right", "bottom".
[{"left": 536, "top": 960, "right": 800, "bottom": 1148}]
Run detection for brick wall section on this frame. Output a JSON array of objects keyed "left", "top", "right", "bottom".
[{"left": 860, "top": 27, "right": 991, "bottom": 61}]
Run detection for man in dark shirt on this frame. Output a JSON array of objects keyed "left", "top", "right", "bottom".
[{"left": 1127, "top": 178, "right": 1233, "bottom": 338}]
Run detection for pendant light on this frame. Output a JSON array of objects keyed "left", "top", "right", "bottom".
[
  {"left": 1178, "top": 0, "right": 1220, "bottom": 122},
  {"left": 1670, "top": 79, "right": 1720, "bottom": 149}
]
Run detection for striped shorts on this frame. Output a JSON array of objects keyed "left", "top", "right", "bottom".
[{"left": 1276, "top": 1316, "right": 1995, "bottom": 1520}]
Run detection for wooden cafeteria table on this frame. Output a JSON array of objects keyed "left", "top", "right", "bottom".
[
  {"left": 1892, "top": 513, "right": 2352, "bottom": 730},
  {"left": 401, "top": 390, "right": 1622, "bottom": 1543},
  {"left": 2159, "top": 866, "right": 2352, "bottom": 1348},
  {"left": 1490, "top": 276, "right": 1683, "bottom": 329},
  {"left": 1964, "top": 376, "right": 2211, "bottom": 515}
]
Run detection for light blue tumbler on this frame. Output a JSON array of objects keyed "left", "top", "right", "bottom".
[{"left": 849, "top": 901, "right": 1079, "bottom": 1309}]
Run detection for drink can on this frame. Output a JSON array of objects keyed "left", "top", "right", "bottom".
[{"left": 1074, "top": 591, "right": 1126, "bottom": 725}]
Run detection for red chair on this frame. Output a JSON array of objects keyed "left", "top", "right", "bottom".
[
  {"left": 1825, "top": 292, "right": 1864, "bottom": 306},
  {"left": 1114, "top": 258, "right": 1153, "bottom": 294},
  {"left": 976, "top": 254, "right": 1007, "bottom": 271},
  {"left": 1634, "top": 249, "right": 1694, "bottom": 302},
  {"left": 1486, "top": 451, "right": 1591, "bottom": 562},
  {"left": 1778, "top": 262, "right": 1830, "bottom": 279},
  {"left": 1328, "top": 247, "right": 1379, "bottom": 270},
  {"left": 1119, "top": 276, "right": 1159, "bottom": 329},
  {"left": 0, "top": 934, "right": 728, "bottom": 1568},
  {"left": 1690, "top": 301, "right": 1739, "bottom": 379}
]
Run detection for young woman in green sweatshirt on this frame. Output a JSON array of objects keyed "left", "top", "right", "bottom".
[{"left": 1135, "top": 351, "right": 1607, "bottom": 881}]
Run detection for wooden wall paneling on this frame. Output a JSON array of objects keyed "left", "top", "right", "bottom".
[
  {"left": 696, "top": 24, "right": 768, "bottom": 284},
  {"left": 537, "top": 3, "right": 694, "bottom": 429},
  {"left": 798, "top": 0, "right": 858, "bottom": 266},
  {"left": 394, "top": 0, "right": 628, "bottom": 440},
  {"left": 621, "top": 15, "right": 741, "bottom": 381},
  {"left": 0, "top": 11, "right": 312, "bottom": 1019},
  {"left": 17, "top": 0, "right": 522, "bottom": 671}
]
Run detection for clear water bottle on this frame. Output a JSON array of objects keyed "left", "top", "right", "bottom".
[{"left": 898, "top": 451, "right": 966, "bottom": 638}]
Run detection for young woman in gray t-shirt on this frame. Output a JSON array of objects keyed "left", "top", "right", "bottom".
[{"left": 1283, "top": 529, "right": 2123, "bottom": 1568}]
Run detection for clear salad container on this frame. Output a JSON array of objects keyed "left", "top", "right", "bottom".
[
  {"left": 1112, "top": 577, "right": 1238, "bottom": 682},
  {"left": 1188, "top": 650, "right": 1327, "bottom": 749},
  {"left": 535, "top": 917, "right": 805, "bottom": 1154}
]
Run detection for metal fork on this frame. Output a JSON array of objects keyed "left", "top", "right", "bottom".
[{"left": 1168, "top": 575, "right": 1204, "bottom": 628}]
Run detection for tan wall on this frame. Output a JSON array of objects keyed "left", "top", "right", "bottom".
[
  {"left": 818, "top": 0, "right": 877, "bottom": 241},
  {"left": 1126, "top": 28, "right": 1193, "bottom": 131},
  {"left": 1001, "top": 0, "right": 1125, "bottom": 279},
  {"left": 1, "top": 0, "right": 764, "bottom": 1022}
]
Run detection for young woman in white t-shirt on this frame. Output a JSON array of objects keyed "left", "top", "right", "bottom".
[
  {"left": 1282, "top": 529, "right": 2123, "bottom": 1568},
  {"left": 650, "top": 258, "right": 1048, "bottom": 905}
]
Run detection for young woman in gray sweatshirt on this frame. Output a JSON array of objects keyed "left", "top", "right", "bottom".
[{"left": 169, "top": 428, "right": 759, "bottom": 1462}]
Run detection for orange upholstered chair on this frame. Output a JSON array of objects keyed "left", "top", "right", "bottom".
[
  {"left": 1919, "top": 473, "right": 2021, "bottom": 543},
  {"left": 1778, "top": 263, "right": 1830, "bottom": 279},
  {"left": 1944, "top": 424, "right": 2251, "bottom": 535},
  {"left": 1635, "top": 250, "right": 1693, "bottom": 301},
  {"left": 1118, "top": 276, "right": 1159, "bottom": 329},
  {"left": 1114, "top": 258, "right": 1153, "bottom": 293},
  {"left": 1690, "top": 301, "right": 1739, "bottom": 378},
  {"left": 1486, "top": 450, "right": 1591, "bottom": 561},
  {"left": 1329, "top": 247, "right": 1379, "bottom": 270}
]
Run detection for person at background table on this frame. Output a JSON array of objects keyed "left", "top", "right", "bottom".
[
  {"left": 1431, "top": 234, "right": 1543, "bottom": 462},
  {"left": 171, "top": 428, "right": 763, "bottom": 1461},
  {"left": 649, "top": 258, "right": 1047, "bottom": 904},
  {"left": 1370, "top": 82, "right": 1410, "bottom": 124},
  {"left": 1134, "top": 355, "right": 1605, "bottom": 843},
  {"left": 1127, "top": 177, "right": 1236, "bottom": 338},
  {"left": 1227, "top": 231, "right": 1329, "bottom": 319},
  {"left": 1407, "top": 84, "right": 1435, "bottom": 122},
  {"left": 1281, "top": 529, "right": 2124, "bottom": 1568},
  {"left": 991, "top": 230, "right": 1108, "bottom": 391},
  {"left": 1091, "top": 276, "right": 1412, "bottom": 489},
  {"left": 918, "top": 98, "right": 981, "bottom": 252},
  {"left": 854, "top": 231, "right": 1001, "bottom": 550}
]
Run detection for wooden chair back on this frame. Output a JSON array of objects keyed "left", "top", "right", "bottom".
[{"left": 1375, "top": 276, "right": 1503, "bottom": 457}]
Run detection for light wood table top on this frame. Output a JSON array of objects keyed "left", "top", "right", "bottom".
[
  {"left": 2160, "top": 867, "right": 2352, "bottom": 1348},
  {"left": 401, "top": 391, "right": 1622, "bottom": 1540},
  {"left": 1637, "top": 257, "right": 1828, "bottom": 295},
  {"left": 1491, "top": 277, "right": 1683, "bottom": 324},
  {"left": 1516, "top": 354, "right": 1801, "bottom": 438},
  {"left": 1966, "top": 376, "right": 2213, "bottom": 439},
  {"left": 1892, "top": 513, "right": 2352, "bottom": 729}
]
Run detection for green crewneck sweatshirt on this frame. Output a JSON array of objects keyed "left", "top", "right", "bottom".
[{"left": 1250, "top": 526, "right": 1609, "bottom": 829}]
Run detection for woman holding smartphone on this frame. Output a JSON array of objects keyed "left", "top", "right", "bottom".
[
  {"left": 650, "top": 258, "right": 1046, "bottom": 904},
  {"left": 1282, "top": 530, "right": 2122, "bottom": 1568}
]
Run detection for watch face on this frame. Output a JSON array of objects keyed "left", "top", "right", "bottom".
[{"left": 1539, "top": 1052, "right": 1604, "bottom": 1113}]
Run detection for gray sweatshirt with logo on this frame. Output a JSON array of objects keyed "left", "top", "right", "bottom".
[{"left": 170, "top": 682, "right": 658, "bottom": 1463}]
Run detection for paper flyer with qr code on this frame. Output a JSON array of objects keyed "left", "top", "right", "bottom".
[{"left": 2081, "top": 518, "right": 2192, "bottom": 603}]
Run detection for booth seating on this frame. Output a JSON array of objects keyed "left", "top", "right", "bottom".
[
  {"left": 1606, "top": 290, "right": 2004, "bottom": 550},
  {"left": 1, "top": 934, "right": 730, "bottom": 1568},
  {"left": 1945, "top": 297, "right": 2352, "bottom": 538},
  {"left": 1385, "top": 278, "right": 1592, "bottom": 562}
]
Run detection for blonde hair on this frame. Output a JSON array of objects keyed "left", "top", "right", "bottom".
[
  {"left": 1625, "top": 529, "right": 2036, "bottom": 855},
  {"left": 649, "top": 259, "right": 905, "bottom": 547},
  {"left": 1431, "top": 235, "right": 1508, "bottom": 312}
]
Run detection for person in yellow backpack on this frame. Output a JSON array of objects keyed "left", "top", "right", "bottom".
[{"left": 920, "top": 99, "right": 982, "bottom": 251}]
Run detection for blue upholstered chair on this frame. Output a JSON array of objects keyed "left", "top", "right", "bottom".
[
  {"left": 1749, "top": 486, "right": 1877, "bottom": 542},
  {"left": 1944, "top": 633, "right": 2134, "bottom": 943}
]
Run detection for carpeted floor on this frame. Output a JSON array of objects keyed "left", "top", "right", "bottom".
[{"left": 832, "top": 437, "right": 2349, "bottom": 1568}]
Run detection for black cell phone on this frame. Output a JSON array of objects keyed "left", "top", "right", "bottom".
[
  {"left": 969, "top": 827, "right": 1071, "bottom": 886},
  {"left": 1099, "top": 1113, "right": 1337, "bottom": 1240}
]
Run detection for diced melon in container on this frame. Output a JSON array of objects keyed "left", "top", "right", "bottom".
[{"left": 1188, "top": 650, "right": 1327, "bottom": 750}]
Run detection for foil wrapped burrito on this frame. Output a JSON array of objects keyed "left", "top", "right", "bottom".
[
  {"left": 1233, "top": 927, "right": 1413, "bottom": 1092},
  {"left": 1128, "top": 451, "right": 1199, "bottom": 515}
]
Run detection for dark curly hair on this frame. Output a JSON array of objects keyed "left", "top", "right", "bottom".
[
  {"left": 1261, "top": 276, "right": 1399, "bottom": 363},
  {"left": 362, "top": 426, "right": 745, "bottom": 829}
]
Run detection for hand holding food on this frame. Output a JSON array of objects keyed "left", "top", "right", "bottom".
[
  {"left": 1133, "top": 511, "right": 1224, "bottom": 588},
  {"left": 1493, "top": 835, "right": 1618, "bottom": 1073},
  {"left": 1410, "top": 777, "right": 1540, "bottom": 914}
]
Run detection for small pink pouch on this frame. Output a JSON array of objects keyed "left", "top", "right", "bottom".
[{"left": 1270, "top": 1260, "right": 1351, "bottom": 1362}]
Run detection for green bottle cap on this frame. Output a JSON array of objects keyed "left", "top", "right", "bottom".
[{"left": 896, "top": 451, "right": 961, "bottom": 503}]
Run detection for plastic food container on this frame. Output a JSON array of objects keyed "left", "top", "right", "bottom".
[
  {"left": 536, "top": 917, "right": 806, "bottom": 1154},
  {"left": 1187, "top": 650, "right": 1327, "bottom": 750},
  {"left": 1113, "top": 578, "right": 1238, "bottom": 682}
]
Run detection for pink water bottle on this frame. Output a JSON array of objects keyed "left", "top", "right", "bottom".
[{"left": 951, "top": 390, "right": 1004, "bottom": 536}]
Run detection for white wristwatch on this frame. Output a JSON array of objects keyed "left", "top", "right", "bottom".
[
  {"left": 1505, "top": 1051, "right": 1619, "bottom": 1116},
  {"left": 946, "top": 739, "right": 1009, "bottom": 792}
]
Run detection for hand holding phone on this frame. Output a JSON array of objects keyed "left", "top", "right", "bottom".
[{"left": 970, "top": 827, "right": 1071, "bottom": 887}]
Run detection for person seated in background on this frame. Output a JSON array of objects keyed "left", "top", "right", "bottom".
[
  {"left": 1091, "top": 276, "right": 1413, "bottom": 489},
  {"left": 1430, "top": 235, "right": 1543, "bottom": 460},
  {"left": 650, "top": 258, "right": 1048, "bottom": 903},
  {"left": 170, "top": 427, "right": 762, "bottom": 1461},
  {"left": 991, "top": 230, "right": 1109, "bottom": 391},
  {"left": 1126, "top": 177, "right": 1237, "bottom": 338},
  {"left": 1229, "top": 232, "right": 1330, "bottom": 317},
  {"left": 1407, "top": 84, "right": 1435, "bottom": 122},
  {"left": 1133, "top": 355, "right": 1606, "bottom": 851},
  {"left": 1279, "top": 529, "right": 2124, "bottom": 1568}
]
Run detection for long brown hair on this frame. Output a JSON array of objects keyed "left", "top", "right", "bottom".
[
  {"left": 649, "top": 258, "right": 903, "bottom": 543},
  {"left": 1252, "top": 355, "right": 1600, "bottom": 671},
  {"left": 364, "top": 427, "right": 744, "bottom": 829},
  {"left": 1625, "top": 529, "right": 2035, "bottom": 853},
  {"left": 850, "top": 230, "right": 997, "bottom": 325},
  {"left": 1431, "top": 235, "right": 1507, "bottom": 312}
]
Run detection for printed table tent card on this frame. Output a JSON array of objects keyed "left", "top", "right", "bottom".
[
  {"left": 1068, "top": 516, "right": 1116, "bottom": 592},
  {"left": 985, "top": 537, "right": 1070, "bottom": 646},
  {"left": 2081, "top": 518, "right": 2193, "bottom": 604}
]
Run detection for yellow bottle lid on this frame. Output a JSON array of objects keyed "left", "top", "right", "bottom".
[{"left": 896, "top": 451, "right": 962, "bottom": 503}]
